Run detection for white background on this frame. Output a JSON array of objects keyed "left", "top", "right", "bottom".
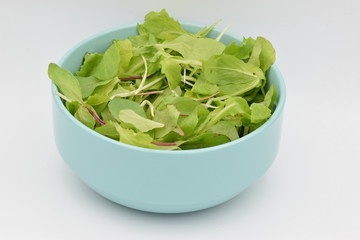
[{"left": 1, "top": 0, "right": 360, "bottom": 239}]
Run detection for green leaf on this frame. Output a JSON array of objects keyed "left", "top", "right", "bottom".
[
  {"left": 76, "top": 76, "right": 111, "bottom": 98},
  {"left": 219, "top": 80, "right": 261, "bottom": 96},
  {"left": 86, "top": 93, "right": 109, "bottom": 106},
  {"left": 93, "top": 43, "right": 120, "bottom": 80},
  {"left": 250, "top": 103, "right": 271, "bottom": 123},
  {"left": 118, "top": 109, "right": 164, "bottom": 132},
  {"left": 203, "top": 54, "right": 264, "bottom": 85},
  {"left": 115, "top": 39, "right": 133, "bottom": 74},
  {"left": 191, "top": 77, "right": 219, "bottom": 95},
  {"left": 139, "top": 9, "right": 185, "bottom": 40},
  {"left": 160, "top": 58, "right": 182, "bottom": 89},
  {"left": 95, "top": 121, "right": 119, "bottom": 140},
  {"left": 159, "top": 35, "right": 225, "bottom": 61},
  {"left": 48, "top": 63, "right": 83, "bottom": 102},
  {"left": 74, "top": 105, "right": 95, "bottom": 129},
  {"left": 76, "top": 53, "right": 103, "bottom": 77},
  {"left": 248, "top": 37, "right": 276, "bottom": 72},
  {"left": 162, "top": 96, "right": 209, "bottom": 116},
  {"left": 180, "top": 133, "right": 231, "bottom": 150},
  {"left": 263, "top": 84, "right": 277, "bottom": 108},
  {"left": 153, "top": 105, "right": 180, "bottom": 138},
  {"left": 208, "top": 121, "right": 239, "bottom": 141},
  {"left": 224, "top": 37, "right": 256, "bottom": 60},
  {"left": 178, "top": 109, "right": 198, "bottom": 137},
  {"left": 108, "top": 98, "right": 146, "bottom": 121},
  {"left": 194, "top": 20, "right": 221, "bottom": 38},
  {"left": 224, "top": 96, "right": 251, "bottom": 115}
]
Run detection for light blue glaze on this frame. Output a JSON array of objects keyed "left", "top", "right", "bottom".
[{"left": 52, "top": 23, "right": 286, "bottom": 213}]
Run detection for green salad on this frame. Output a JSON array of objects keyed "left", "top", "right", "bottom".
[{"left": 49, "top": 9, "right": 277, "bottom": 150}]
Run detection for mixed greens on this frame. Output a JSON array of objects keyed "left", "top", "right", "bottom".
[{"left": 49, "top": 9, "right": 277, "bottom": 150}]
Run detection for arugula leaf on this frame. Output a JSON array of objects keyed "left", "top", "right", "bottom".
[
  {"left": 118, "top": 109, "right": 164, "bottom": 132},
  {"left": 48, "top": 63, "right": 83, "bottom": 103}
]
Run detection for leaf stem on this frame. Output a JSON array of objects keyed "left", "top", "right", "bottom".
[
  {"left": 55, "top": 91, "right": 73, "bottom": 102},
  {"left": 134, "top": 55, "right": 148, "bottom": 94},
  {"left": 119, "top": 74, "right": 153, "bottom": 80},
  {"left": 85, "top": 107, "right": 106, "bottom": 125},
  {"left": 216, "top": 24, "right": 231, "bottom": 41},
  {"left": 140, "top": 100, "right": 155, "bottom": 117},
  {"left": 195, "top": 91, "right": 220, "bottom": 101},
  {"left": 152, "top": 141, "right": 177, "bottom": 146}
]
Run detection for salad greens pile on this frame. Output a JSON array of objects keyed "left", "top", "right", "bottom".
[{"left": 49, "top": 9, "right": 277, "bottom": 150}]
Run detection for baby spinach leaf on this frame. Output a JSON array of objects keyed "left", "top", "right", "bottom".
[
  {"left": 224, "top": 37, "right": 256, "bottom": 60},
  {"left": 178, "top": 109, "right": 198, "bottom": 137},
  {"left": 118, "top": 109, "right": 164, "bottom": 132},
  {"left": 74, "top": 105, "right": 95, "bottom": 129},
  {"left": 153, "top": 105, "right": 180, "bottom": 138},
  {"left": 248, "top": 37, "right": 276, "bottom": 72},
  {"left": 160, "top": 58, "right": 182, "bottom": 89},
  {"left": 180, "top": 133, "right": 231, "bottom": 150},
  {"left": 139, "top": 9, "right": 185, "bottom": 40},
  {"left": 203, "top": 54, "right": 264, "bottom": 85},
  {"left": 159, "top": 35, "right": 225, "bottom": 61},
  {"left": 95, "top": 121, "right": 120, "bottom": 140},
  {"left": 76, "top": 53, "right": 103, "bottom": 77},
  {"left": 92, "top": 43, "right": 120, "bottom": 80},
  {"left": 209, "top": 121, "right": 239, "bottom": 141},
  {"left": 76, "top": 76, "right": 111, "bottom": 98},
  {"left": 191, "top": 77, "right": 219, "bottom": 95},
  {"left": 250, "top": 103, "right": 271, "bottom": 123},
  {"left": 263, "top": 84, "right": 277, "bottom": 108},
  {"left": 108, "top": 98, "right": 146, "bottom": 121},
  {"left": 48, "top": 63, "right": 83, "bottom": 103},
  {"left": 115, "top": 39, "right": 133, "bottom": 74}
]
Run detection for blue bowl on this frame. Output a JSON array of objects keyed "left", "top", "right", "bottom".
[{"left": 52, "top": 23, "right": 286, "bottom": 213}]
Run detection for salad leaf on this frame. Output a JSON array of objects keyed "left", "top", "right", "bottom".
[
  {"left": 108, "top": 98, "right": 146, "bottom": 121},
  {"left": 160, "top": 58, "right": 182, "bottom": 89},
  {"left": 248, "top": 37, "right": 276, "bottom": 72},
  {"left": 139, "top": 9, "right": 185, "bottom": 40},
  {"left": 158, "top": 35, "right": 226, "bottom": 61},
  {"left": 74, "top": 105, "right": 95, "bottom": 129},
  {"left": 203, "top": 54, "right": 264, "bottom": 85},
  {"left": 250, "top": 103, "right": 272, "bottom": 123},
  {"left": 48, "top": 63, "right": 83, "bottom": 102},
  {"left": 180, "top": 133, "right": 231, "bottom": 150},
  {"left": 118, "top": 109, "right": 164, "bottom": 132},
  {"left": 153, "top": 105, "right": 180, "bottom": 138}
]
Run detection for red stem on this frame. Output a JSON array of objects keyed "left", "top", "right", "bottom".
[
  {"left": 152, "top": 142, "right": 177, "bottom": 146},
  {"left": 195, "top": 91, "right": 220, "bottom": 101},
  {"left": 86, "top": 107, "right": 106, "bottom": 126}
]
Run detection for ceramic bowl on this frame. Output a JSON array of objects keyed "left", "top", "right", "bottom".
[{"left": 52, "top": 23, "right": 286, "bottom": 213}]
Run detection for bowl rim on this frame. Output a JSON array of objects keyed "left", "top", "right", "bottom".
[{"left": 51, "top": 22, "right": 286, "bottom": 154}]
